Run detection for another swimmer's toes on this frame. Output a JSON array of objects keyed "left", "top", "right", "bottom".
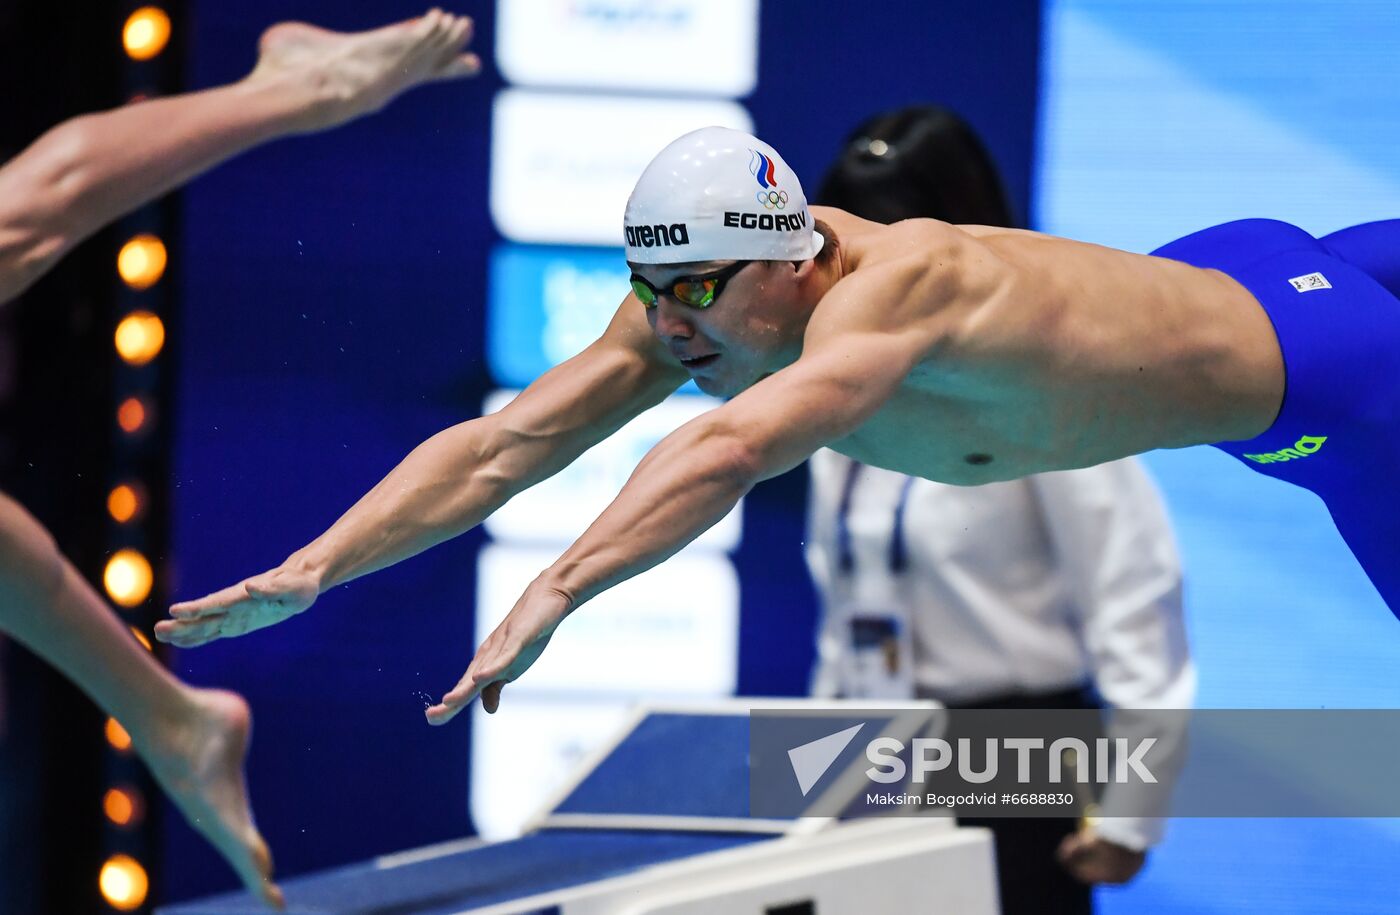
[{"left": 438, "top": 55, "right": 480, "bottom": 79}]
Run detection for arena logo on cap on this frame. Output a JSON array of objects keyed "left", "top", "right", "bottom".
[{"left": 624, "top": 222, "right": 691, "bottom": 249}]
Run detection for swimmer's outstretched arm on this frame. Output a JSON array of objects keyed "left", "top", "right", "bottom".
[
  {"left": 156, "top": 300, "right": 685, "bottom": 647},
  {"left": 431, "top": 276, "right": 927, "bottom": 722},
  {"left": 0, "top": 9, "right": 478, "bottom": 305}
]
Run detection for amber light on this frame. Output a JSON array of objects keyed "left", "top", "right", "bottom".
[
  {"left": 103, "top": 787, "right": 145, "bottom": 828},
  {"left": 116, "top": 234, "right": 167, "bottom": 289},
  {"left": 129, "top": 626, "right": 154, "bottom": 652},
  {"left": 117, "top": 397, "right": 151, "bottom": 435},
  {"left": 99, "top": 854, "right": 149, "bottom": 910},
  {"left": 123, "top": 8, "right": 171, "bottom": 61},
  {"left": 114, "top": 311, "right": 165, "bottom": 366},
  {"left": 104, "top": 549, "right": 153, "bottom": 608},
  {"left": 107, "top": 483, "right": 146, "bottom": 524},
  {"left": 105, "top": 718, "right": 133, "bottom": 753}
]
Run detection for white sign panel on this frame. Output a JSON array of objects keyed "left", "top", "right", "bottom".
[
  {"left": 481, "top": 389, "right": 743, "bottom": 550},
  {"left": 496, "top": 0, "right": 759, "bottom": 97},
  {"left": 490, "top": 90, "right": 754, "bottom": 246},
  {"left": 475, "top": 543, "right": 739, "bottom": 695},
  {"left": 469, "top": 697, "right": 636, "bottom": 839}
]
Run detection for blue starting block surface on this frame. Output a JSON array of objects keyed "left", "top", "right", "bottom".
[
  {"left": 534, "top": 705, "right": 926, "bottom": 831},
  {"left": 160, "top": 829, "right": 768, "bottom": 915},
  {"left": 159, "top": 702, "right": 952, "bottom": 915},
  {"left": 550, "top": 712, "right": 752, "bottom": 821}
]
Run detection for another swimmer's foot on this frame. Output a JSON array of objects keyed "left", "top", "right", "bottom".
[
  {"left": 143, "top": 689, "right": 283, "bottom": 909},
  {"left": 248, "top": 9, "right": 479, "bottom": 132}
]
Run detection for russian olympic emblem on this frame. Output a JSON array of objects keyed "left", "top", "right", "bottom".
[{"left": 749, "top": 149, "right": 779, "bottom": 190}]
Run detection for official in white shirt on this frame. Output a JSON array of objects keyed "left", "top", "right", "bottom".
[{"left": 807, "top": 106, "right": 1195, "bottom": 915}]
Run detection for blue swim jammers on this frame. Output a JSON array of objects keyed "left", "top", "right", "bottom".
[{"left": 1153, "top": 218, "right": 1400, "bottom": 616}]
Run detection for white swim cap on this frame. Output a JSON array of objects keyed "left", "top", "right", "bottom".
[{"left": 623, "top": 126, "right": 825, "bottom": 265}]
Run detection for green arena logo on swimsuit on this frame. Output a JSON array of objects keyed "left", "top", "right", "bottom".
[{"left": 1243, "top": 435, "right": 1328, "bottom": 464}]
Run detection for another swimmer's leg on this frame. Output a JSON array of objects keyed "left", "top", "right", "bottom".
[
  {"left": 0, "top": 11, "right": 477, "bottom": 305},
  {"left": 0, "top": 494, "right": 282, "bottom": 907},
  {"left": 1320, "top": 220, "right": 1400, "bottom": 298}
]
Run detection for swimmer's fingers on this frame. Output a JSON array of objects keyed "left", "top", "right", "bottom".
[
  {"left": 468, "top": 636, "right": 520, "bottom": 715},
  {"left": 427, "top": 586, "right": 570, "bottom": 724},
  {"left": 159, "top": 569, "right": 318, "bottom": 647},
  {"left": 425, "top": 639, "right": 500, "bottom": 725},
  {"left": 157, "top": 587, "right": 247, "bottom": 645},
  {"left": 425, "top": 674, "right": 483, "bottom": 725},
  {"left": 427, "top": 626, "right": 542, "bottom": 724},
  {"left": 157, "top": 609, "right": 275, "bottom": 647},
  {"left": 155, "top": 613, "right": 230, "bottom": 647},
  {"left": 169, "top": 581, "right": 254, "bottom": 619},
  {"left": 480, "top": 681, "right": 505, "bottom": 714}
]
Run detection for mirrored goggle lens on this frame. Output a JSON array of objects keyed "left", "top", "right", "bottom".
[
  {"left": 630, "top": 278, "right": 657, "bottom": 307},
  {"left": 673, "top": 278, "right": 717, "bottom": 307}
]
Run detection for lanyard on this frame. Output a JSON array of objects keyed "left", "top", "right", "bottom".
[{"left": 835, "top": 461, "right": 917, "bottom": 576}]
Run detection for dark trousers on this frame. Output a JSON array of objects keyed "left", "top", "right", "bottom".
[
  {"left": 940, "top": 685, "right": 1098, "bottom": 915},
  {"left": 957, "top": 811, "right": 1090, "bottom": 915}
]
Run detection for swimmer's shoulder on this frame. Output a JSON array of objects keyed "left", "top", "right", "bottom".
[
  {"left": 825, "top": 214, "right": 1010, "bottom": 301},
  {"left": 807, "top": 215, "right": 1026, "bottom": 366},
  {"left": 811, "top": 207, "right": 964, "bottom": 253},
  {"left": 812, "top": 208, "right": 1010, "bottom": 271},
  {"left": 808, "top": 223, "right": 970, "bottom": 339}
]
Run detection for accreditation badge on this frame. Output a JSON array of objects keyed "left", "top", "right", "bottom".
[{"left": 838, "top": 606, "right": 916, "bottom": 700}]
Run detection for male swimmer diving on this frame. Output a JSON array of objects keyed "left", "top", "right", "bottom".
[{"left": 158, "top": 127, "right": 1400, "bottom": 727}]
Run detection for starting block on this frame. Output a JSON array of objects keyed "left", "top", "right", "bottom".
[{"left": 159, "top": 700, "right": 998, "bottom": 914}]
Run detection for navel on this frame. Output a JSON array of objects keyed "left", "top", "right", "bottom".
[{"left": 964, "top": 453, "right": 994, "bottom": 466}]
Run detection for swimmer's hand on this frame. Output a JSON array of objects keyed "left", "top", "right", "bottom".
[
  {"left": 426, "top": 583, "right": 571, "bottom": 724},
  {"left": 155, "top": 565, "right": 320, "bottom": 648}
]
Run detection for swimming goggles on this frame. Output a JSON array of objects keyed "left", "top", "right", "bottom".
[{"left": 629, "top": 261, "right": 752, "bottom": 309}]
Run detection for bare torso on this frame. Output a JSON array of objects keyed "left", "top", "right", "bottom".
[{"left": 811, "top": 207, "right": 1286, "bottom": 484}]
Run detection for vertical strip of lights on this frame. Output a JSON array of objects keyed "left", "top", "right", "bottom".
[{"left": 99, "top": 5, "right": 179, "bottom": 912}]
